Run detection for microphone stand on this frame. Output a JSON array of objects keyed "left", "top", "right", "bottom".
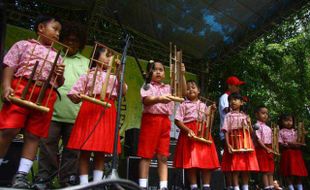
[
  {"left": 109, "top": 33, "right": 131, "bottom": 179},
  {"left": 109, "top": 11, "right": 148, "bottom": 180}
]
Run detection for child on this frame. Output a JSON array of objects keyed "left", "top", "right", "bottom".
[
  {"left": 278, "top": 114, "right": 308, "bottom": 190},
  {"left": 0, "top": 15, "right": 64, "bottom": 188},
  {"left": 219, "top": 76, "right": 245, "bottom": 190},
  {"left": 221, "top": 93, "right": 259, "bottom": 190},
  {"left": 137, "top": 61, "right": 185, "bottom": 190},
  {"left": 173, "top": 80, "right": 220, "bottom": 190},
  {"left": 36, "top": 21, "right": 89, "bottom": 188},
  {"left": 254, "top": 106, "right": 275, "bottom": 190},
  {"left": 66, "top": 47, "right": 127, "bottom": 185}
]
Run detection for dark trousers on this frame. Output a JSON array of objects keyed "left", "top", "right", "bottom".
[{"left": 38, "top": 121, "right": 79, "bottom": 186}]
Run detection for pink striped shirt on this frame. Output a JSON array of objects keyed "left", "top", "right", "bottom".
[
  {"left": 175, "top": 99, "right": 209, "bottom": 123},
  {"left": 68, "top": 69, "right": 127, "bottom": 98},
  {"left": 221, "top": 111, "right": 249, "bottom": 132},
  {"left": 279, "top": 128, "right": 297, "bottom": 144},
  {"left": 140, "top": 82, "right": 174, "bottom": 115},
  {"left": 255, "top": 121, "right": 272, "bottom": 144},
  {"left": 3, "top": 39, "right": 63, "bottom": 87}
]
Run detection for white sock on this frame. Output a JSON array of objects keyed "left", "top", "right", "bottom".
[
  {"left": 79, "top": 175, "right": 88, "bottom": 185},
  {"left": 17, "top": 158, "right": 33, "bottom": 174},
  {"left": 234, "top": 186, "right": 240, "bottom": 190},
  {"left": 288, "top": 184, "right": 294, "bottom": 190},
  {"left": 203, "top": 184, "right": 210, "bottom": 187},
  {"left": 139, "top": 178, "right": 148, "bottom": 188},
  {"left": 0, "top": 158, "right": 3, "bottom": 166},
  {"left": 297, "top": 184, "right": 303, "bottom": 190},
  {"left": 93, "top": 170, "right": 103, "bottom": 182},
  {"left": 190, "top": 184, "right": 198, "bottom": 189},
  {"left": 159, "top": 181, "right": 168, "bottom": 189},
  {"left": 242, "top": 184, "right": 249, "bottom": 190}
]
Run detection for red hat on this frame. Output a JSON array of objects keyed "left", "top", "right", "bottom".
[{"left": 226, "top": 76, "right": 245, "bottom": 86}]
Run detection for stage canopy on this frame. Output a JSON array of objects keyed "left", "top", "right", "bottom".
[{"left": 5, "top": 0, "right": 310, "bottom": 72}]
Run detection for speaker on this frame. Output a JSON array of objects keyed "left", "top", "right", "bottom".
[
  {"left": 125, "top": 156, "right": 185, "bottom": 190},
  {"left": 0, "top": 139, "right": 23, "bottom": 186},
  {"left": 124, "top": 128, "right": 140, "bottom": 156}
]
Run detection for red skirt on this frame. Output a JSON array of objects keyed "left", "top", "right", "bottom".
[
  {"left": 173, "top": 121, "right": 220, "bottom": 169},
  {"left": 67, "top": 98, "right": 121, "bottom": 153},
  {"left": 137, "top": 113, "right": 171, "bottom": 158},
  {"left": 255, "top": 145, "right": 274, "bottom": 173},
  {"left": 221, "top": 129, "right": 259, "bottom": 171},
  {"left": 279, "top": 149, "right": 308, "bottom": 176}
]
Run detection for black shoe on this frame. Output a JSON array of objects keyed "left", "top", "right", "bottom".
[
  {"left": 203, "top": 187, "right": 211, "bottom": 190},
  {"left": 60, "top": 175, "right": 79, "bottom": 187},
  {"left": 32, "top": 177, "right": 49, "bottom": 190},
  {"left": 12, "top": 172, "right": 31, "bottom": 189}
]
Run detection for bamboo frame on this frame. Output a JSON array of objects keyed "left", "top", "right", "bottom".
[
  {"left": 8, "top": 33, "right": 69, "bottom": 113},
  {"left": 296, "top": 121, "right": 306, "bottom": 146},
  {"left": 169, "top": 42, "right": 184, "bottom": 102},
  {"left": 271, "top": 123, "right": 280, "bottom": 155},
  {"left": 228, "top": 115, "right": 254, "bottom": 153},
  {"left": 80, "top": 42, "right": 120, "bottom": 107}
]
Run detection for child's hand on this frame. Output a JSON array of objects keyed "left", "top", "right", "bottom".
[
  {"left": 181, "top": 63, "right": 186, "bottom": 74},
  {"left": 187, "top": 130, "right": 196, "bottom": 138},
  {"left": 159, "top": 95, "right": 172, "bottom": 104},
  {"left": 55, "top": 64, "right": 65, "bottom": 76},
  {"left": 210, "top": 103, "right": 217, "bottom": 110},
  {"left": 68, "top": 94, "right": 82, "bottom": 104},
  {"left": 2, "top": 86, "right": 14, "bottom": 102},
  {"left": 227, "top": 144, "right": 233, "bottom": 154},
  {"left": 266, "top": 147, "right": 273, "bottom": 154}
]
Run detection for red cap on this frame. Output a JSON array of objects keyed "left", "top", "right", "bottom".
[{"left": 226, "top": 76, "right": 245, "bottom": 86}]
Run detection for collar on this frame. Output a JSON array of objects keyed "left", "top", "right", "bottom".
[
  {"left": 151, "top": 81, "right": 165, "bottom": 87},
  {"left": 28, "top": 39, "right": 57, "bottom": 51}
]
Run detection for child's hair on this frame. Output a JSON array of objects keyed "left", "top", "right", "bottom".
[
  {"left": 277, "top": 113, "right": 295, "bottom": 129},
  {"left": 186, "top": 80, "right": 199, "bottom": 90},
  {"left": 60, "top": 21, "right": 87, "bottom": 51},
  {"left": 254, "top": 105, "right": 267, "bottom": 114},
  {"left": 34, "top": 15, "right": 62, "bottom": 34}
]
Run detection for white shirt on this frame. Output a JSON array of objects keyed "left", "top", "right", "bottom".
[{"left": 219, "top": 92, "right": 229, "bottom": 140}]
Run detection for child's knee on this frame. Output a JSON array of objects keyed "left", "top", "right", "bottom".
[
  {"left": 157, "top": 155, "right": 168, "bottom": 163},
  {"left": 24, "top": 132, "right": 40, "bottom": 142},
  {"left": 0, "top": 128, "right": 21, "bottom": 139}
]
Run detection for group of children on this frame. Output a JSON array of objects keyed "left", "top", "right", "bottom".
[{"left": 0, "top": 15, "right": 308, "bottom": 190}]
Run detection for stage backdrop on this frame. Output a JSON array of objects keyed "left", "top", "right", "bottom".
[{"left": 2, "top": 24, "right": 197, "bottom": 137}]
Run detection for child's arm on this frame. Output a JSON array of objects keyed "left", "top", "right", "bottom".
[
  {"left": 175, "top": 119, "right": 195, "bottom": 137},
  {"left": 256, "top": 137, "right": 273, "bottom": 153},
  {"left": 143, "top": 95, "right": 172, "bottom": 106},
  {"left": 1, "top": 66, "right": 15, "bottom": 102},
  {"left": 224, "top": 131, "right": 233, "bottom": 153}
]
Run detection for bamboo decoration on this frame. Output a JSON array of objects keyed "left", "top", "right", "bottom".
[
  {"left": 9, "top": 33, "right": 69, "bottom": 113},
  {"left": 169, "top": 42, "right": 184, "bottom": 102},
  {"left": 190, "top": 97, "right": 215, "bottom": 144},
  {"left": 271, "top": 123, "right": 280, "bottom": 155},
  {"left": 229, "top": 115, "right": 254, "bottom": 153},
  {"left": 80, "top": 42, "right": 119, "bottom": 107},
  {"left": 296, "top": 121, "right": 307, "bottom": 146}
]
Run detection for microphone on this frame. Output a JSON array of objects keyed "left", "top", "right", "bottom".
[
  {"left": 252, "top": 123, "right": 260, "bottom": 130},
  {"left": 143, "top": 60, "right": 154, "bottom": 90}
]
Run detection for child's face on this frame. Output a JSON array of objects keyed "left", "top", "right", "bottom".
[
  {"left": 282, "top": 116, "right": 293, "bottom": 129},
  {"left": 151, "top": 62, "right": 165, "bottom": 82},
  {"left": 98, "top": 50, "right": 113, "bottom": 69},
  {"left": 256, "top": 108, "right": 268, "bottom": 123},
  {"left": 228, "top": 84, "right": 240, "bottom": 93},
  {"left": 63, "top": 34, "right": 80, "bottom": 56},
  {"left": 186, "top": 82, "right": 200, "bottom": 100},
  {"left": 229, "top": 98, "right": 243, "bottom": 111},
  {"left": 38, "top": 19, "right": 62, "bottom": 45}
]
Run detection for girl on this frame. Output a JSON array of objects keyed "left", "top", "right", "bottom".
[
  {"left": 278, "top": 114, "right": 308, "bottom": 190},
  {"left": 221, "top": 93, "right": 259, "bottom": 190},
  {"left": 254, "top": 106, "right": 275, "bottom": 190},
  {"left": 66, "top": 47, "right": 127, "bottom": 184},
  {"left": 173, "top": 80, "right": 220, "bottom": 190},
  {"left": 137, "top": 61, "right": 186, "bottom": 190}
]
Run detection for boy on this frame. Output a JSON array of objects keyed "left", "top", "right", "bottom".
[{"left": 0, "top": 15, "right": 64, "bottom": 188}]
